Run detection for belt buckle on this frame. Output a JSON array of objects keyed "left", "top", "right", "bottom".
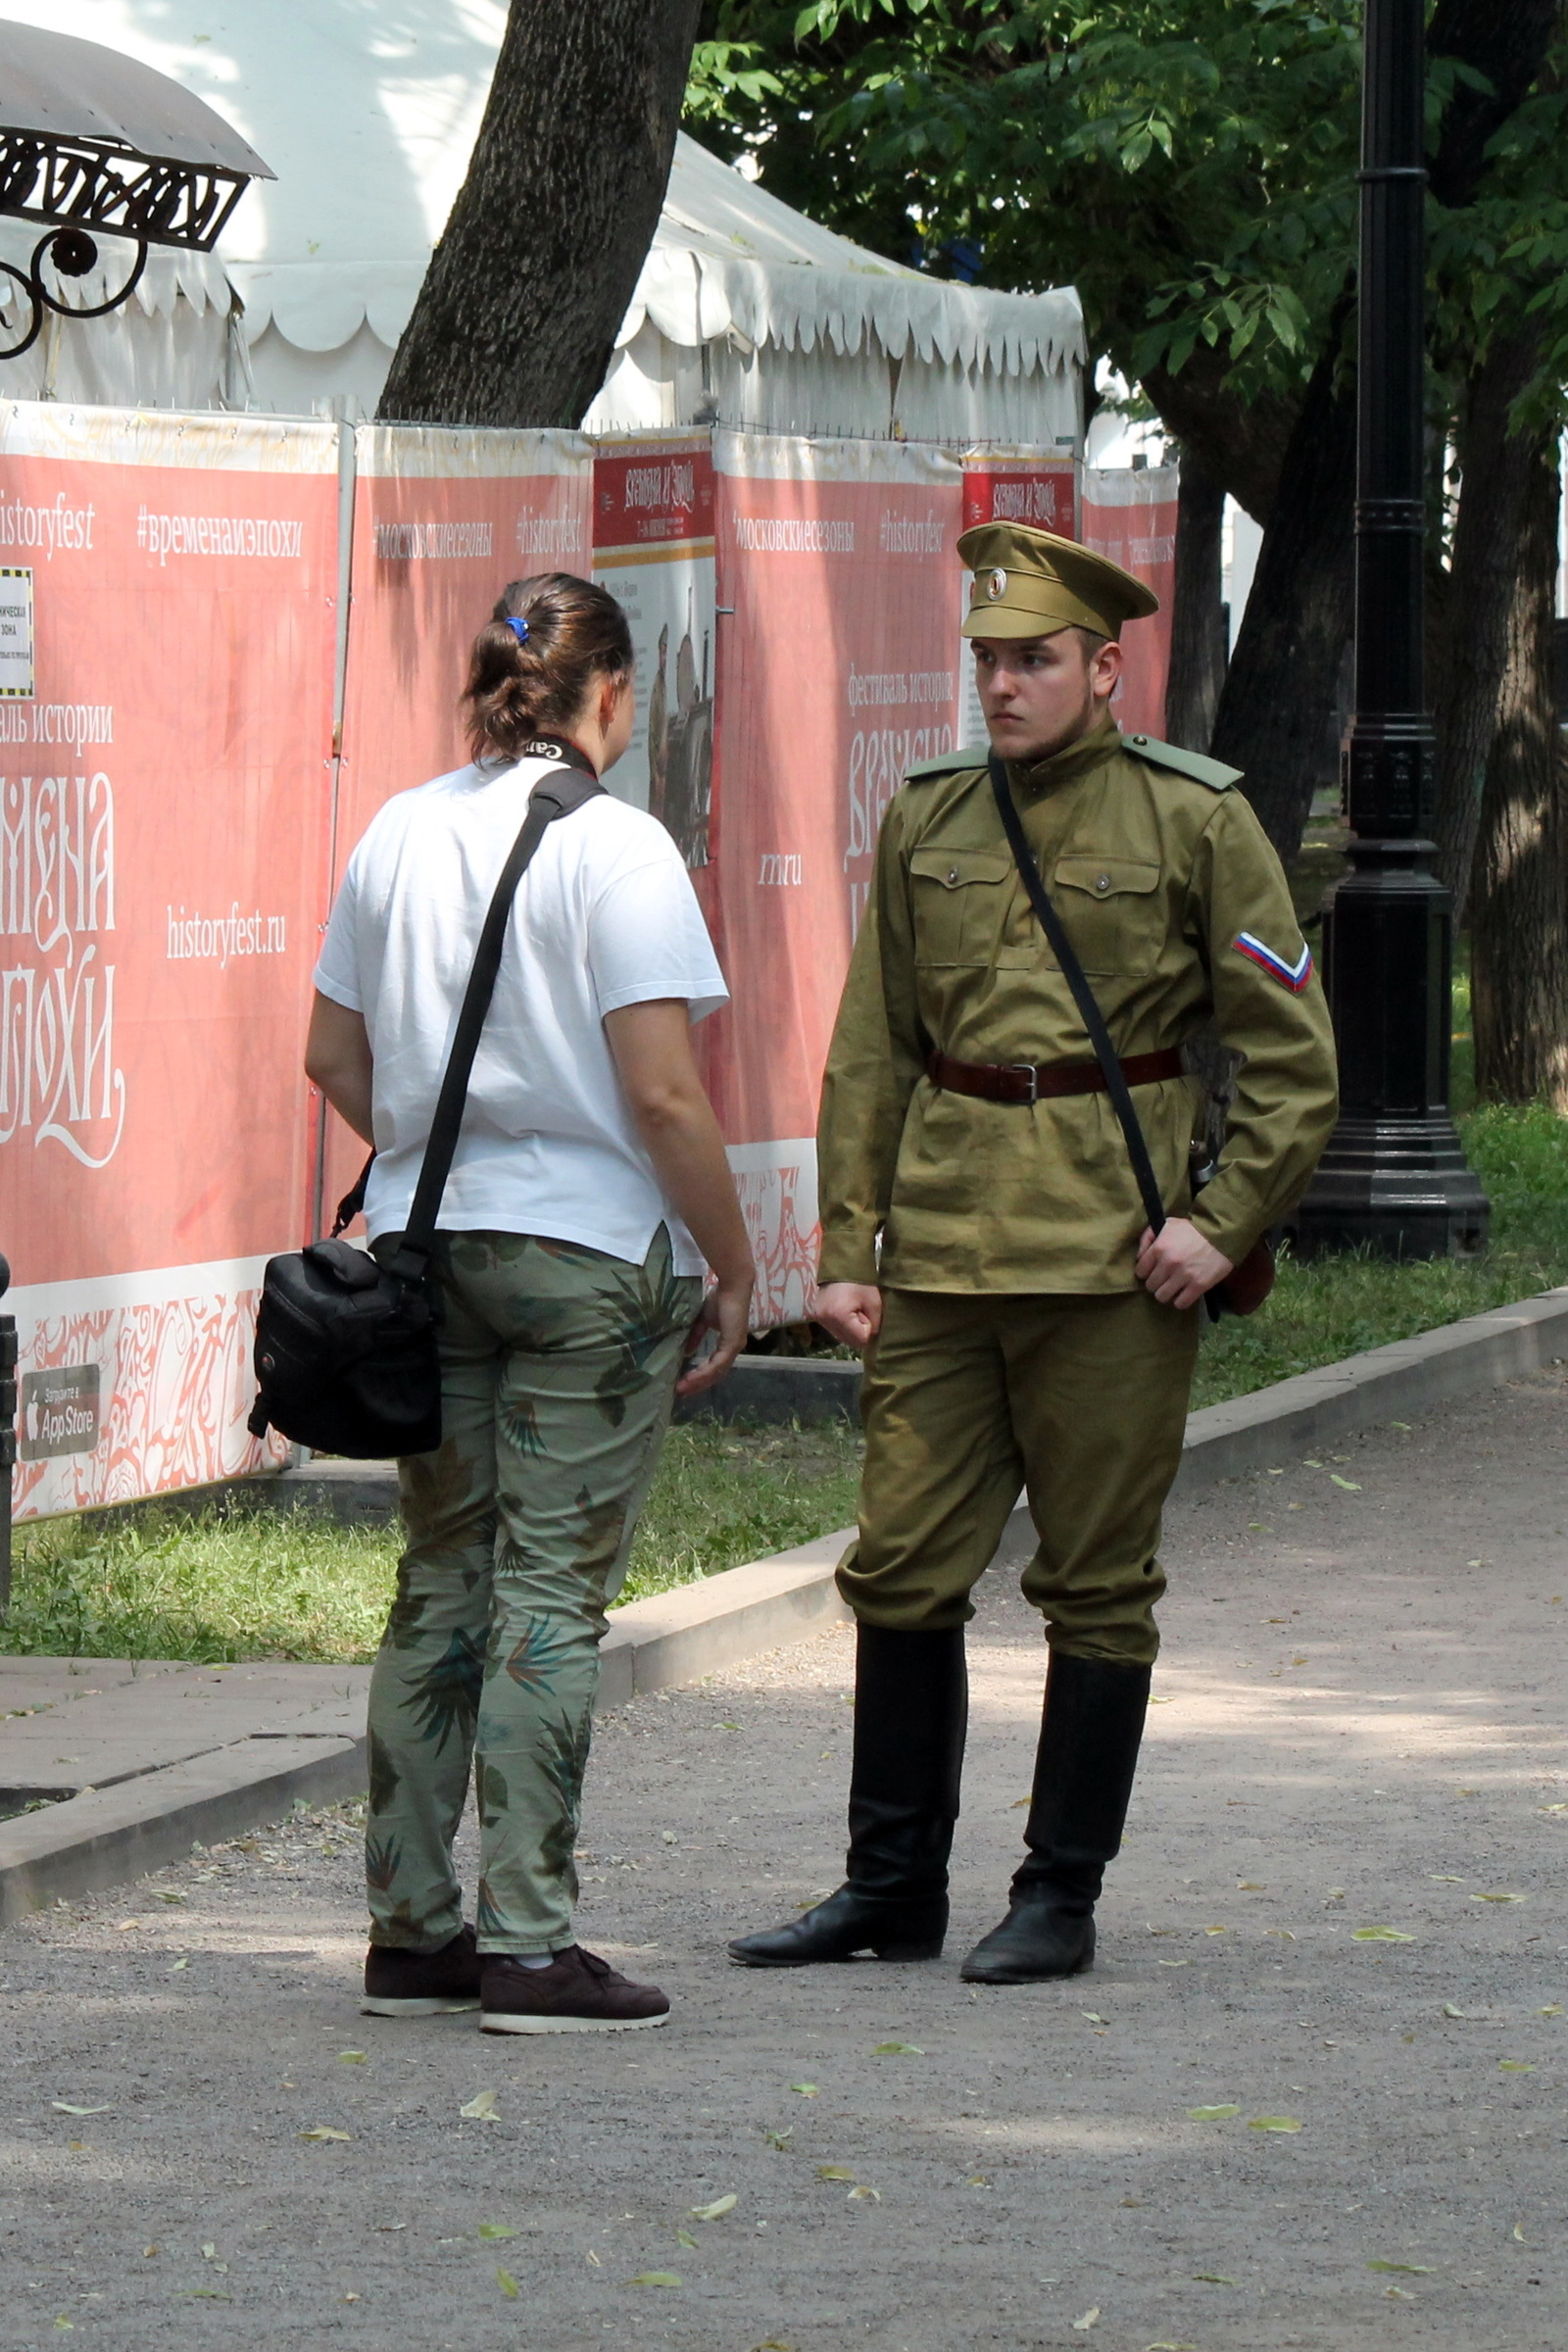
[{"left": 1006, "top": 1062, "right": 1039, "bottom": 1103}]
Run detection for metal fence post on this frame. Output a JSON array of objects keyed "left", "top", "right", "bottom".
[{"left": 0, "top": 1254, "right": 14, "bottom": 1618}]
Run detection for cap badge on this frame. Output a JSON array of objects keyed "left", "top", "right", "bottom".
[{"left": 984, "top": 567, "right": 1007, "bottom": 602}]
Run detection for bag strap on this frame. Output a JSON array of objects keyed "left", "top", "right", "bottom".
[
  {"left": 987, "top": 751, "right": 1168, "bottom": 1239},
  {"left": 361, "top": 756, "right": 606, "bottom": 1279}
]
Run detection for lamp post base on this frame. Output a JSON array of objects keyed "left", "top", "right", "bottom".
[{"left": 1290, "top": 1111, "right": 1489, "bottom": 1259}]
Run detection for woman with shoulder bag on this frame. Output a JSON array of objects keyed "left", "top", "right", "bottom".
[{"left": 305, "top": 573, "right": 754, "bottom": 2034}]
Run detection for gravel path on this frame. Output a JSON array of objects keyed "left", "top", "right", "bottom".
[{"left": 2, "top": 1372, "right": 1565, "bottom": 2350}]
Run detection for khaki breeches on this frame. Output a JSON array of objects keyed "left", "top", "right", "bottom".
[{"left": 837, "top": 1286, "right": 1201, "bottom": 1667}]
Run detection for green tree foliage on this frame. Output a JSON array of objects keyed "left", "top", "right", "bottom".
[{"left": 688, "top": 2, "right": 1568, "bottom": 518}]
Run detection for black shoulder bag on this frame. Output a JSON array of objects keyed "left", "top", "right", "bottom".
[
  {"left": 988, "top": 752, "right": 1273, "bottom": 1322},
  {"left": 248, "top": 754, "right": 607, "bottom": 1458}
]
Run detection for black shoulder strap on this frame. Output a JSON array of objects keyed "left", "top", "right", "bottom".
[
  {"left": 988, "top": 752, "right": 1168, "bottom": 1239},
  {"left": 336, "top": 760, "right": 606, "bottom": 1272}
]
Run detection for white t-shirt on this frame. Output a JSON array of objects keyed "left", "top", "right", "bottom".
[{"left": 313, "top": 756, "right": 728, "bottom": 1272}]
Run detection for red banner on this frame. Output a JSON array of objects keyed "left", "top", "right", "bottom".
[
  {"left": 1, "top": 406, "right": 338, "bottom": 1514},
  {"left": 704, "top": 434, "right": 962, "bottom": 1321},
  {"left": 1080, "top": 465, "right": 1179, "bottom": 738}
]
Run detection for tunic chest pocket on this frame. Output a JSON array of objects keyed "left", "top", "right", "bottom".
[
  {"left": 909, "top": 846, "right": 1015, "bottom": 965},
  {"left": 1052, "top": 855, "right": 1164, "bottom": 975}
]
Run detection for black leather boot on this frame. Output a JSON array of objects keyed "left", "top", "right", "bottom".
[
  {"left": 728, "top": 1623, "right": 966, "bottom": 1966},
  {"left": 960, "top": 1651, "right": 1150, "bottom": 1984}
]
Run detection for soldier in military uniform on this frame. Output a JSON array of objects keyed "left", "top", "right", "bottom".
[{"left": 731, "top": 521, "right": 1339, "bottom": 1984}]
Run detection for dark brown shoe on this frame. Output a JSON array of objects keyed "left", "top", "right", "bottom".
[
  {"left": 479, "top": 1944, "right": 670, "bottom": 2034},
  {"left": 362, "top": 1924, "right": 481, "bottom": 2017}
]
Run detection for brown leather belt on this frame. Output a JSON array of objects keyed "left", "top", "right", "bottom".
[{"left": 926, "top": 1045, "right": 1185, "bottom": 1105}]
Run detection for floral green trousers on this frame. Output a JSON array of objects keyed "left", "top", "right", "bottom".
[{"left": 365, "top": 1226, "right": 702, "bottom": 1956}]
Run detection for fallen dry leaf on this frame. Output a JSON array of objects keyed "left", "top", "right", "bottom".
[
  {"left": 790, "top": 2083, "right": 819, "bottom": 2096},
  {"left": 1498, "top": 2060, "right": 1535, "bottom": 2073},
  {"left": 496, "top": 2269, "right": 518, "bottom": 2299},
  {"left": 1072, "top": 2311, "right": 1100, "bottom": 2332},
  {"left": 1247, "top": 2116, "right": 1301, "bottom": 2132},
  {"left": 1352, "top": 1926, "right": 1415, "bottom": 1942},
  {"left": 870, "top": 2041, "right": 923, "bottom": 2056},
  {"left": 1187, "top": 2105, "right": 1241, "bottom": 2122},
  {"left": 460, "top": 2089, "right": 501, "bottom": 2122},
  {"left": 690, "top": 2194, "right": 737, "bottom": 2222},
  {"left": 1367, "top": 2261, "right": 1431, "bottom": 2275},
  {"left": 50, "top": 2103, "right": 111, "bottom": 2118},
  {"left": 1471, "top": 1891, "right": 1523, "bottom": 1904},
  {"left": 298, "top": 2127, "right": 351, "bottom": 2142},
  {"left": 477, "top": 2223, "right": 518, "bottom": 2241},
  {"left": 627, "top": 2272, "right": 681, "bottom": 2288},
  {"left": 847, "top": 2184, "right": 880, "bottom": 2202},
  {"left": 815, "top": 2165, "right": 856, "bottom": 2181}
]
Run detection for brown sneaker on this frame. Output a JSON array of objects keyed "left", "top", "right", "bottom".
[
  {"left": 362, "top": 1924, "right": 482, "bottom": 2017},
  {"left": 479, "top": 1944, "right": 670, "bottom": 2034}
]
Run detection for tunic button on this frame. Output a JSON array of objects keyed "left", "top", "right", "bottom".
[
  {"left": 1095, "top": 873, "right": 1111, "bottom": 893},
  {"left": 947, "top": 867, "right": 959, "bottom": 886}
]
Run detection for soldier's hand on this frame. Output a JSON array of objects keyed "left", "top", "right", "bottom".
[
  {"left": 816, "top": 1282, "right": 883, "bottom": 1349},
  {"left": 1135, "top": 1218, "right": 1233, "bottom": 1311}
]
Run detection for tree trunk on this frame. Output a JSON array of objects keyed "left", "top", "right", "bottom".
[
  {"left": 1164, "top": 450, "right": 1229, "bottom": 754},
  {"left": 377, "top": 0, "right": 704, "bottom": 427},
  {"left": 1206, "top": 320, "right": 1357, "bottom": 862},
  {"left": 1431, "top": 330, "right": 1546, "bottom": 920},
  {"left": 1470, "top": 437, "right": 1568, "bottom": 1108}
]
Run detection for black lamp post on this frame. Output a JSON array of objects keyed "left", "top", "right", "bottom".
[{"left": 1293, "top": 0, "right": 1488, "bottom": 1257}]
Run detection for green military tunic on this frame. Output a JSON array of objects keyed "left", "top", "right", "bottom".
[
  {"left": 823, "top": 714, "right": 1340, "bottom": 1663},
  {"left": 818, "top": 714, "right": 1339, "bottom": 1293}
]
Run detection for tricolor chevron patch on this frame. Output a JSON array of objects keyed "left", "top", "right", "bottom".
[{"left": 1234, "top": 931, "right": 1313, "bottom": 994}]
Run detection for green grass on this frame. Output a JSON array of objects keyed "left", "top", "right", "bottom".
[
  {"left": 9, "top": 942, "right": 1568, "bottom": 1665},
  {"left": 0, "top": 1420, "right": 864, "bottom": 1668}
]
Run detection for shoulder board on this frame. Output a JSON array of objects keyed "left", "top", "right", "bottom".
[
  {"left": 903, "top": 744, "right": 991, "bottom": 784},
  {"left": 1121, "top": 733, "right": 1242, "bottom": 791}
]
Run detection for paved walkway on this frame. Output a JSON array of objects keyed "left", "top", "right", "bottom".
[{"left": 1, "top": 1372, "right": 1565, "bottom": 2348}]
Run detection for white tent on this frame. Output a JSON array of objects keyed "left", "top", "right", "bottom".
[{"left": 0, "top": 2, "right": 1083, "bottom": 444}]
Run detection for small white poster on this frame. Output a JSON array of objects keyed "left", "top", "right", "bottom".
[
  {"left": 592, "top": 437, "right": 716, "bottom": 866},
  {"left": 0, "top": 566, "right": 33, "bottom": 699}
]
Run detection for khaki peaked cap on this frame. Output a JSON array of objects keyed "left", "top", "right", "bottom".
[{"left": 957, "top": 520, "right": 1159, "bottom": 641}]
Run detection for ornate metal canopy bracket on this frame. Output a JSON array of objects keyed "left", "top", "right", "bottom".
[
  {"left": 0, "top": 24, "right": 271, "bottom": 363},
  {"left": 0, "top": 220, "right": 150, "bottom": 364}
]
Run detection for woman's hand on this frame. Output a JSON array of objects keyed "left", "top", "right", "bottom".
[
  {"left": 1135, "top": 1217, "right": 1233, "bottom": 1310},
  {"left": 676, "top": 1275, "right": 753, "bottom": 1396},
  {"left": 815, "top": 1282, "right": 883, "bottom": 1350}
]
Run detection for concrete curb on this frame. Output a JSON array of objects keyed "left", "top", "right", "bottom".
[
  {"left": 1167, "top": 1283, "right": 1568, "bottom": 1494},
  {"left": 5, "top": 1285, "right": 1565, "bottom": 1924},
  {"left": 0, "top": 1735, "right": 367, "bottom": 1928}
]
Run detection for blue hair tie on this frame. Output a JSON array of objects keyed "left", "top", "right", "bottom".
[{"left": 505, "top": 614, "right": 529, "bottom": 644}]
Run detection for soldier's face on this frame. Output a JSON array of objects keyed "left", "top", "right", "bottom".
[{"left": 971, "top": 631, "right": 1123, "bottom": 762}]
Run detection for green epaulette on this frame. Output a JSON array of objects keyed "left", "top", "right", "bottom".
[
  {"left": 1120, "top": 732, "right": 1242, "bottom": 791},
  {"left": 904, "top": 744, "right": 991, "bottom": 783}
]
